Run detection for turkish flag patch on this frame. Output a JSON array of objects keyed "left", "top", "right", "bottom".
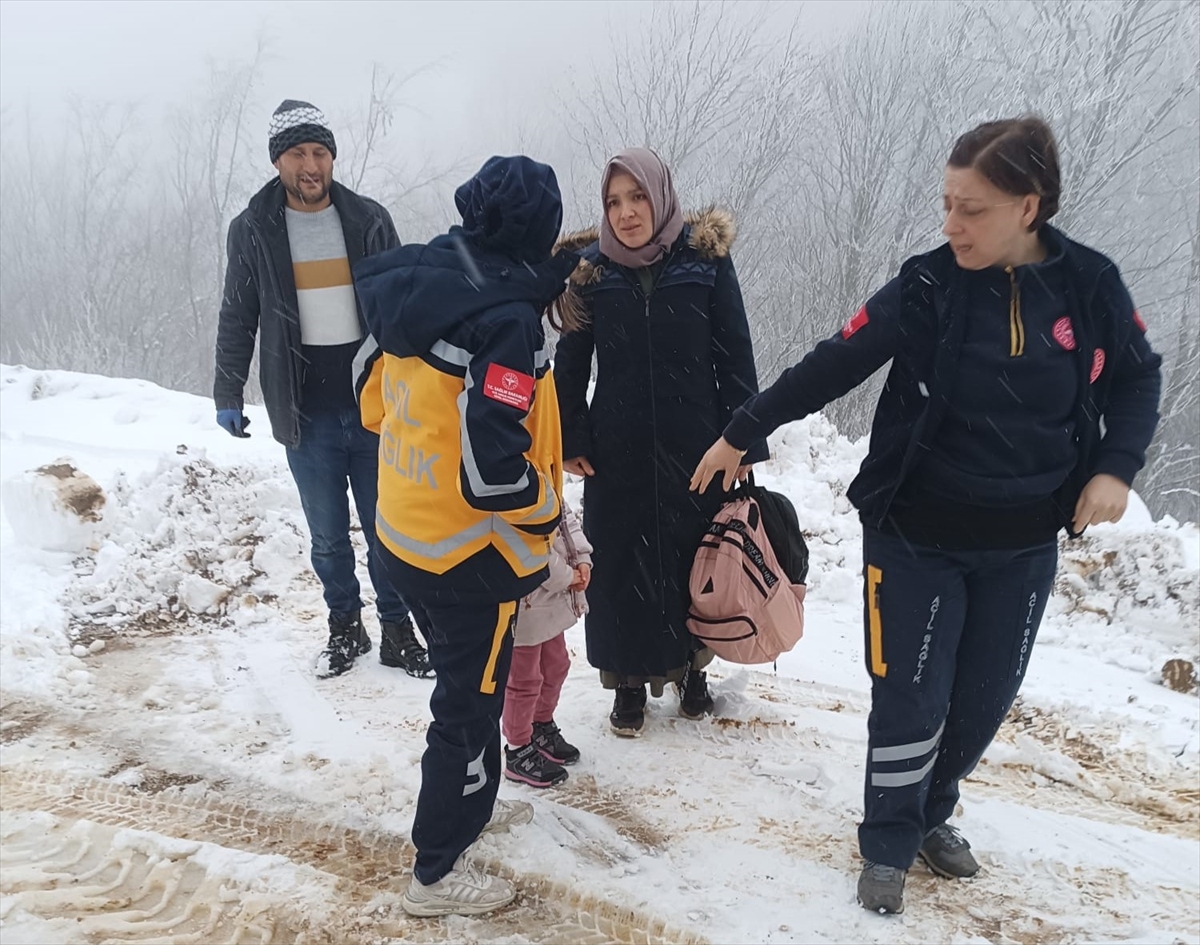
[
  {"left": 1089, "top": 348, "right": 1106, "bottom": 384},
  {"left": 1052, "top": 316, "right": 1077, "bottom": 351},
  {"left": 1133, "top": 309, "right": 1148, "bottom": 332},
  {"left": 842, "top": 306, "right": 869, "bottom": 339},
  {"left": 483, "top": 363, "right": 534, "bottom": 410}
]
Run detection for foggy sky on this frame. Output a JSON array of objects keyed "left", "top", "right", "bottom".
[{"left": 0, "top": 0, "right": 869, "bottom": 180}]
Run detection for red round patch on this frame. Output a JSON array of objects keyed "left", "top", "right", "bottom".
[
  {"left": 1090, "top": 348, "right": 1106, "bottom": 384},
  {"left": 1052, "top": 316, "right": 1077, "bottom": 351}
]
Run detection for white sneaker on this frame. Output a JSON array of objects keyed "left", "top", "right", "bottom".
[
  {"left": 401, "top": 856, "right": 516, "bottom": 916},
  {"left": 482, "top": 797, "right": 533, "bottom": 834}
]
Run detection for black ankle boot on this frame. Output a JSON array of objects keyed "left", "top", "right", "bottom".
[
  {"left": 380, "top": 617, "right": 434, "bottom": 678},
  {"left": 316, "top": 610, "right": 371, "bottom": 679},
  {"left": 677, "top": 665, "right": 714, "bottom": 720},
  {"left": 610, "top": 684, "right": 647, "bottom": 737}
]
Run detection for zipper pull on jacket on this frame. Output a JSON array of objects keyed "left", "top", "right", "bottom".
[{"left": 1006, "top": 265, "right": 1025, "bottom": 357}]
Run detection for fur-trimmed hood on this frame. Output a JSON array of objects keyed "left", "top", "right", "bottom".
[{"left": 556, "top": 207, "right": 736, "bottom": 288}]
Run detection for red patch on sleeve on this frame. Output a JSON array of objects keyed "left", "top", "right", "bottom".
[
  {"left": 1133, "top": 309, "right": 1147, "bottom": 332},
  {"left": 842, "top": 306, "right": 869, "bottom": 339},
  {"left": 1052, "top": 316, "right": 1077, "bottom": 351},
  {"left": 1089, "top": 348, "right": 1106, "bottom": 384},
  {"left": 483, "top": 363, "right": 534, "bottom": 410}
]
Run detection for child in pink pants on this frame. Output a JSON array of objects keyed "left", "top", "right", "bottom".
[{"left": 502, "top": 500, "right": 592, "bottom": 788}]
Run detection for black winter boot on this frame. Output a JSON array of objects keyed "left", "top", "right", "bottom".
[
  {"left": 316, "top": 610, "right": 372, "bottom": 679},
  {"left": 610, "top": 685, "right": 647, "bottom": 737},
  {"left": 677, "top": 664, "right": 714, "bottom": 720},
  {"left": 379, "top": 617, "right": 434, "bottom": 678}
]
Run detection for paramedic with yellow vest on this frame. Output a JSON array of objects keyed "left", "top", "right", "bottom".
[{"left": 353, "top": 155, "right": 578, "bottom": 917}]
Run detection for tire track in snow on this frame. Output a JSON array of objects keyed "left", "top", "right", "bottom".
[
  {"left": 550, "top": 773, "right": 670, "bottom": 850},
  {"left": 697, "top": 671, "right": 1199, "bottom": 840},
  {"left": 1, "top": 811, "right": 324, "bottom": 944},
  {"left": 0, "top": 767, "right": 708, "bottom": 945}
]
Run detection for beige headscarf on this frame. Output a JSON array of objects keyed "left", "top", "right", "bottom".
[{"left": 599, "top": 148, "right": 685, "bottom": 268}]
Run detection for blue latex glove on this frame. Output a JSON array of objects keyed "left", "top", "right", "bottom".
[{"left": 216, "top": 409, "right": 251, "bottom": 438}]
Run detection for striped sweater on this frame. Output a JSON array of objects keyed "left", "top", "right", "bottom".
[{"left": 285, "top": 204, "right": 362, "bottom": 411}]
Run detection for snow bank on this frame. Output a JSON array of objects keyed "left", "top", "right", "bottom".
[
  {"left": 1047, "top": 520, "right": 1200, "bottom": 678},
  {"left": 1, "top": 363, "right": 1197, "bottom": 945},
  {"left": 69, "top": 451, "right": 306, "bottom": 636},
  {"left": 2, "top": 461, "right": 107, "bottom": 553}
]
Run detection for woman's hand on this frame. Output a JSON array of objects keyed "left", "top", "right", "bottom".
[
  {"left": 569, "top": 563, "right": 592, "bottom": 592},
  {"left": 690, "top": 438, "right": 747, "bottom": 494},
  {"left": 1073, "top": 473, "right": 1130, "bottom": 532},
  {"left": 564, "top": 456, "right": 595, "bottom": 477}
]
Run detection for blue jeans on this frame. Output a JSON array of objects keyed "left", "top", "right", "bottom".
[{"left": 285, "top": 408, "right": 407, "bottom": 622}]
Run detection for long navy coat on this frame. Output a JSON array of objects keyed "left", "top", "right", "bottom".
[{"left": 554, "top": 209, "right": 768, "bottom": 681}]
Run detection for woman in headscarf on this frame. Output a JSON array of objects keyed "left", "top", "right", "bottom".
[{"left": 554, "top": 148, "right": 768, "bottom": 736}]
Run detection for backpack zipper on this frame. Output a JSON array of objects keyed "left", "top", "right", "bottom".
[{"left": 1006, "top": 266, "right": 1025, "bottom": 357}]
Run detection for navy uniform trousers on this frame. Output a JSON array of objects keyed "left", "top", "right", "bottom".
[
  {"left": 405, "top": 596, "right": 518, "bottom": 885},
  {"left": 859, "top": 527, "right": 1058, "bottom": 869}
]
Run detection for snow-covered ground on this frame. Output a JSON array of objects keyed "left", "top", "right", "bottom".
[{"left": 1, "top": 362, "right": 1197, "bottom": 945}]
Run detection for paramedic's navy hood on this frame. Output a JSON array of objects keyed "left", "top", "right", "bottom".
[
  {"left": 353, "top": 154, "right": 576, "bottom": 352},
  {"left": 354, "top": 232, "right": 577, "bottom": 357},
  {"left": 455, "top": 154, "right": 563, "bottom": 263}
]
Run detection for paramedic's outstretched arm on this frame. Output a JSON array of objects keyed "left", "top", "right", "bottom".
[{"left": 692, "top": 278, "right": 905, "bottom": 494}]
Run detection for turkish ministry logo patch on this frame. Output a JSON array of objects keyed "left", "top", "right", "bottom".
[
  {"left": 1052, "top": 316, "right": 1077, "bottom": 351},
  {"left": 842, "top": 306, "right": 869, "bottom": 339},
  {"left": 483, "top": 363, "right": 534, "bottom": 410},
  {"left": 1090, "top": 348, "right": 1106, "bottom": 384}
]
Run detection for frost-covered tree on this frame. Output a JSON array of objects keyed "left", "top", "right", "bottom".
[{"left": 554, "top": 0, "right": 1198, "bottom": 519}]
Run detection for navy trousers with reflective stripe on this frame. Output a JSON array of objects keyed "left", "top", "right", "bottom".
[
  {"left": 859, "top": 527, "right": 1057, "bottom": 869},
  {"left": 407, "top": 595, "right": 517, "bottom": 885}
]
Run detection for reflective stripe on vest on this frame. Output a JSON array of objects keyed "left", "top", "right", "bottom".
[{"left": 376, "top": 509, "right": 551, "bottom": 572}]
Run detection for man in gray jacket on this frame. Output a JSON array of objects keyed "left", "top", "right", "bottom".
[{"left": 213, "top": 99, "right": 432, "bottom": 680}]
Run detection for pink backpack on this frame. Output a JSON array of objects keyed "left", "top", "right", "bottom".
[{"left": 686, "top": 481, "right": 807, "bottom": 665}]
